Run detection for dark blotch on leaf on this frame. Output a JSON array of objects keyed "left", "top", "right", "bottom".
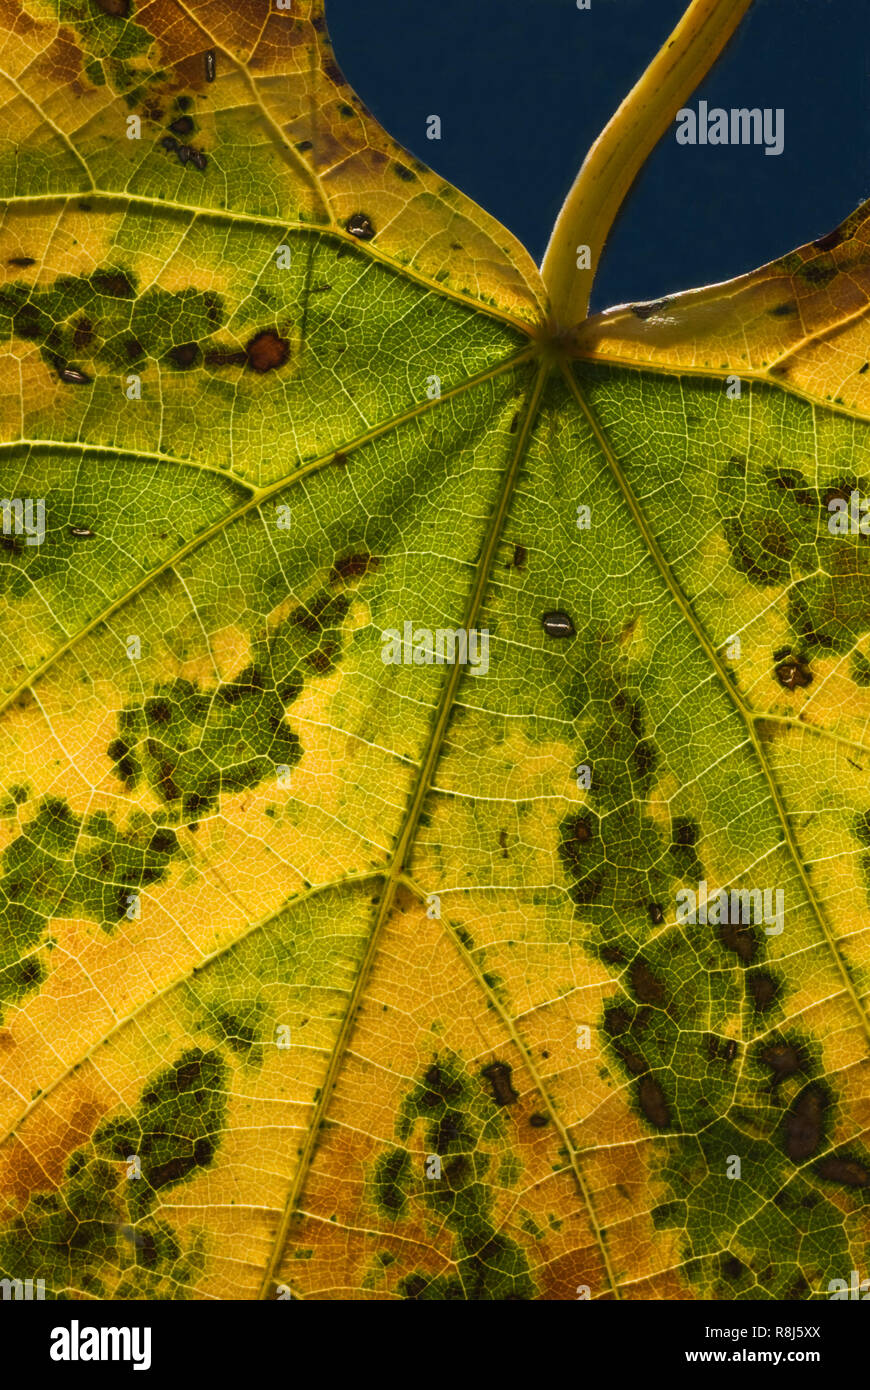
[
  {"left": 784, "top": 1084, "right": 827, "bottom": 1162},
  {"left": 813, "top": 226, "right": 845, "bottom": 251},
  {"left": 330, "top": 551, "right": 378, "bottom": 584},
  {"left": 346, "top": 212, "right": 375, "bottom": 240},
  {"left": 760, "top": 1041, "right": 802, "bottom": 1082},
  {"left": 719, "top": 918, "right": 757, "bottom": 963},
  {"left": 815, "top": 1155, "right": 869, "bottom": 1188},
  {"left": 245, "top": 329, "right": 289, "bottom": 373},
  {"left": 73, "top": 318, "right": 93, "bottom": 350},
  {"left": 167, "top": 342, "right": 200, "bottom": 369},
  {"left": 747, "top": 970, "right": 780, "bottom": 1011},
  {"left": 629, "top": 958, "right": 664, "bottom": 1004},
  {"left": 638, "top": 1076, "right": 670, "bottom": 1129},
  {"left": 542, "top": 610, "right": 575, "bottom": 638},
  {"left": 170, "top": 116, "right": 194, "bottom": 136},
  {"left": 775, "top": 656, "right": 812, "bottom": 690},
  {"left": 480, "top": 1061, "right": 519, "bottom": 1107},
  {"left": 91, "top": 269, "right": 136, "bottom": 298},
  {"left": 630, "top": 298, "right": 671, "bottom": 320},
  {"left": 7, "top": 256, "right": 36, "bottom": 267},
  {"left": 528, "top": 1113, "right": 548, "bottom": 1128},
  {"left": 94, "top": 0, "right": 129, "bottom": 14}
]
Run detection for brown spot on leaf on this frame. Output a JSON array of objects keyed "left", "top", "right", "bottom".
[
  {"left": 529, "top": 1113, "right": 548, "bottom": 1127},
  {"left": 7, "top": 256, "right": 36, "bottom": 267},
  {"left": 91, "top": 269, "right": 135, "bottom": 298},
  {"left": 73, "top": 318, "right": 93, "bottom": 350},
  {"left": 719, "top": 918, "right": 757, "bottom": 962},
  {"left": 760, "top": 1041, "right": 802, "bottom": 1081},
  {"left": 775, "top": 656, "right": 812, "bottom": 690},
  {"left": 330, "top": 551, "right": 378, "bottom": 584},
  {"left": 812, "top": 226, "right": 845, "bottom": 252},
  {"left": 305, "top": 647, "right": 335, "bottom": 674},
  {"left": 630, "top": 298, "right": 671, "bottom": 320},
  {"left": 569, "top": 815, "right": 592, "bottom": 845},
  {"left": 481, "top": 1061, "right": 519, "bottom": 1106},
  {"left": 815, "top": 1155, "right": 869, "bottom": 1187},
  {"left": 346, "top": 212, "right": 375, "bottom": 240},
  {"left": 600, "top": 945, "right": 624, "bottom": 965},
  {"left": 94, "top": 0, "right": 129, "bottom": 14},
  {"left": 512, "top": 543, "right": 527, "bottom": 569},
  {"left": 629, "top": 959, "right": 664, "bottom": 1005},
  {"left": 204, "top": 346, "right": 247, "bottom": 368},
  {"left": 245, "top": 329, "right": 289, "bottom": 372},
  {"left": 323, "top": 59, "right": 346, "bottom": 86},
  {"left": 542, "top": 611, "right": 575, "bottom": 638},
  {"left": 168, "top": 341, "right": 200, "bottom": 369},
  {"left": 170, "top": 116, "right": 194, "bottom": 137},
  {"left": 784, "top": 1084, "right": 827, "bottom": 1162},
  {"left": 638, "top": 1076, "right": 670, "bottom": 1128}
]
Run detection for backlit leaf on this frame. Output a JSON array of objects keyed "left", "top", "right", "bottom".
[{"left": 0, "top": 0, "right": 867, "bottom": 1303}]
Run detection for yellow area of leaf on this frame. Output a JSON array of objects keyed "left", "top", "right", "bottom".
[
  {"left": 0, "top": 0, "right": 545, "bottom": 326},
  {"left": 572, "top": 203, "right": 870, "bottom": 419}
]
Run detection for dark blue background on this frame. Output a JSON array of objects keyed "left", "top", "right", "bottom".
[{"left": 326, "top": 0, "right": 868, "bottom": 312}]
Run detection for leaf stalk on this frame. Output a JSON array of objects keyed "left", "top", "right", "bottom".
[{"left": 541, "top": 0, "right": 753, "bottom": 331}]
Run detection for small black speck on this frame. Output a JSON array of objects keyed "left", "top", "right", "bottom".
[
  {"left": 542, "top": 611, "right": 575, "bottom": 639},
  {"left": 860, "top": 362, "right": 869, "bottom": 375},
  {"left": 529, "top": 1113, "right": 549, "bottom": 1128}
]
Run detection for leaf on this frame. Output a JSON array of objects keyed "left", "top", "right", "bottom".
[{"left": 0, "top": 0, "right": 868, "bottom": 1304}]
